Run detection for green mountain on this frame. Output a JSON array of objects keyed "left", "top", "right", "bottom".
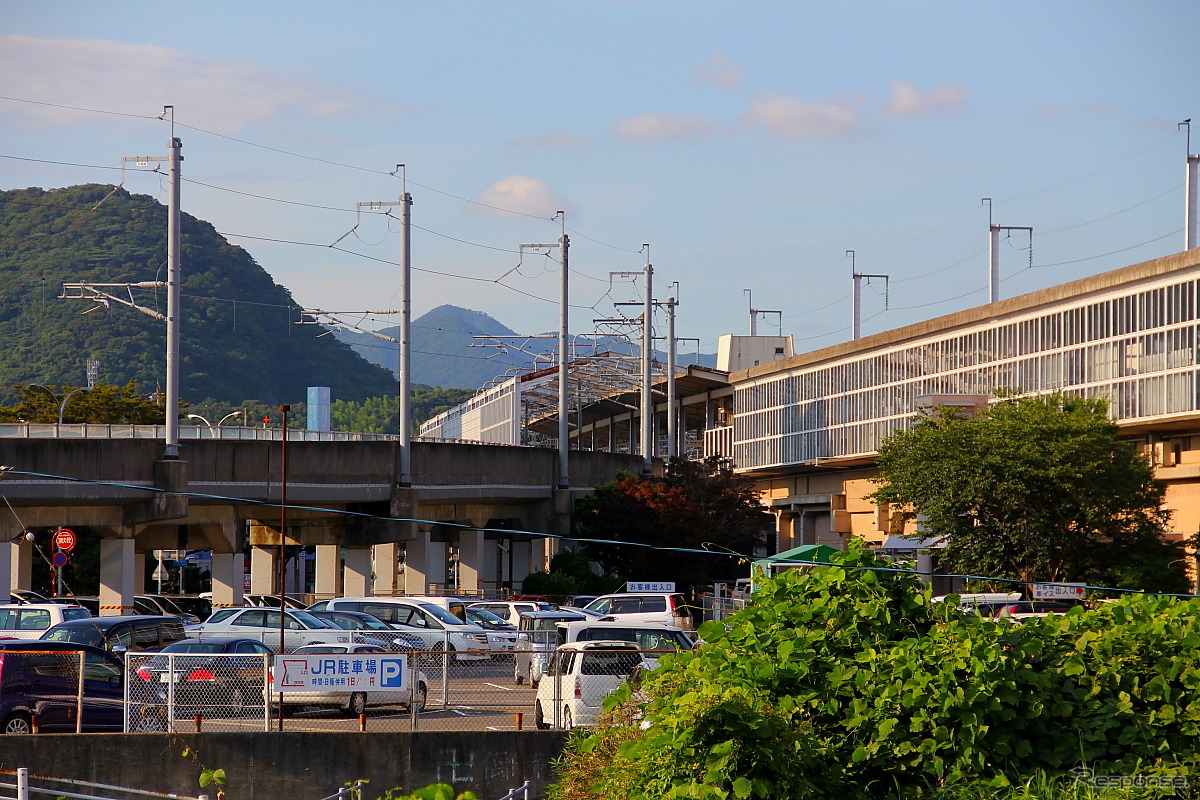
[
  {"left": 0, "top": 185, "right": 396, "bottom": 405},
  {"left": 336, "top": 304, "right": 521, "bottom": 389},
  {"left": 339, "top": 305, "right": 718, "bottom": 390}
]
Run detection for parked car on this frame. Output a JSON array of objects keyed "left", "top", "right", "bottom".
[
  {"left": 534, "top": 640, "right": 646, "bottom": 730},
  {"left": 310, "top": 598, "right": 490, "bottom": 659},
  {"left": 165, "top": 596, "right": 212, "bottom": 622},
  {"left": 0, "top": 603, "right": 92, "bottom": 640},
  {"left": 583, "top": 592, "right": 692, "bottom": 630},
  {"left": 40, "top": 615, "right": 188, "bottom": 654},
  {"left": 186, "top": 607, "right": 349, "bottom": 652},
  {"left": 513, "top": 610, "right": 587, "bottom": 687},
  {"left": 993, "top": 601, "right": 1079, "bottom": 620},
  {"left": 8, "top": 590, "right": 50, "bottom": 605},
  {"left": 0, "top": 640, "right": 127, "bottom": 733},
  {"left": 566, "top": 595, "right": 599, "bottom": 608},
  {"left": 553, "top": 619, "right": 695, "bottom": 662},
  {"left": 463, "top": 607, "right": 518, "bottom": 653},
  {"left": 131, "top": 637, "right": 274, "bottom": 716},
  {"left": 244, "top": 594, "right": 308, "bottom": 610},
  {"left": 307, "top": 610, "right": 427, "bottom": 650},
  {"left": 467, "top": 600, "right": 554, "bottom": 627},
  {"left": 134, "top": 595, "right": 200, "bottom": 624},
  {"left": 275, "top": 643, "right": 429, "bottom": 717}
]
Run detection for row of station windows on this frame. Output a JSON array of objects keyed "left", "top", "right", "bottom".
[{"left": 732, "top": 276, "right": 1200, "bottom": 469}]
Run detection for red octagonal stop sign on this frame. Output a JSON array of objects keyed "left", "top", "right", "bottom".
[{"left": 53, "top": 528, "right": 76, "bottom": 552}]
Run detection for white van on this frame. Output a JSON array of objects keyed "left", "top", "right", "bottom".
[
  {"left": 583, "top": 592, "right": 692, "bottom": 630},
  {"left": 309, "top": 597, "right": 491, "bottom": 660},
  {"left": 554, "top": 619, "right": 694, "bottom": 661},
  {"left": 0, "top": 603, "right": 91, "bottom": 639}
]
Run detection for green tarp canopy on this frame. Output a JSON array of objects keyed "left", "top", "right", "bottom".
[{"left": 750, "top": 544, "right": 840, "bottom": 587}]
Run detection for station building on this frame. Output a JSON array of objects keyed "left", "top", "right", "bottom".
[{"left": 424, "top": 247, "right": 1200, "bottom": 591}]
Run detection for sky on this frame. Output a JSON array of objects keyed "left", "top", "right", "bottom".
[{"left": 3, "top": 1, "right": 1199, "bottom": 367}]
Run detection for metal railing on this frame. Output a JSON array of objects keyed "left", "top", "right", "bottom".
[{"left": 0, "top": 768, "right": 208, "bottom": 800}]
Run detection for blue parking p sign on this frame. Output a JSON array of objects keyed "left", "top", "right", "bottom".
[{"left": 381, "top": 658, "right": 406, "bottom": 688}]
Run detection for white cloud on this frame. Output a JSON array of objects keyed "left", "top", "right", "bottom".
[
  {"left": 475, "top": 175, "right": 569, "bottom": 218},
  {"left": 743, "top": 93, "right": 860, "bottom": 137},
  {"left": 692, "top": 51, "right": 744, "bottom": 91},
  {"left": 884, "top": 81, "right": 967, "bottom": 118},
  {"left": 0, "top": 35, "right": 361, "bottom": 133},
  {"left": 613, "top": 112, "right": 715, "bottom": 143}
]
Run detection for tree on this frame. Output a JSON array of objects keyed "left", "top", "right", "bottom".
[
  {"left": 574, "top": 456, "right": 771, "bottom": 592},
  {"left": 0, "top": 381, "right": 175, "bottom": 424},
  {"left": 869, "top": 392, "right": 1188, "bottom": 592}
]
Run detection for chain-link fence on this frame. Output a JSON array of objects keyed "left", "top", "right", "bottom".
[
  {"left": 0, "top": 649, "right": 125, "bottom": 734},
  {"left": 119, "top": 647, "right": 679, "bottom": 733}
]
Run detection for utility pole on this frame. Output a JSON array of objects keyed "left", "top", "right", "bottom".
[
  {"left": 743, "top": 288, "right": 780, "bottom": 337},
  {"left": 848, "top": 250, "right": 889, "bottom": 340},
  {"left": 610, "top": 250, "right": 655, "bottom": 474},
  {"left": 1183, "top": 120, "right": 1197, "bottom": 251},
  {"left": 118, "top": 107, "right": 182, "bottom": 458},
  {"left": 521, "top": 216, "right": 569, "bottom": 487},
  {"left": 982, "top": 198, "right": 1032, "bottom": 303},
  {"left": 665, "top": 291, "right": 678, "bottom": 460},
  {"left": 357, "top": 171, "right": 413, "bottom": 484}
]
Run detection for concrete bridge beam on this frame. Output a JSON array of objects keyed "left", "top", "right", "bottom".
[
  {"left": 99, "top": 538, "right": 136, "bottom": 616},
  {"left": 458, "top": 530, "right": 483, "bottom": 595},
  {"left": 249, "top": 547, "right": 276, "bottom": 595},
  {"left": 343, "top": 547, "right": 371, "bottom": 596},
  {"left": 372, "top": 543, "right": 400, "bottom": 595},
  {"left": 314, "top": 544, "right": 341, "bottom": 599},
  {"left": 404, "top": 532, "right": 431, "bottom": 595},
  {"left": 210, "top": 552, "right": 244, "bottom": 609}
]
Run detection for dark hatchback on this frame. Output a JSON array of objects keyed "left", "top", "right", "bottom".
[
  {"left": 132, "top": 637, "right": 273, "bottom": 716},
  {"left": 0, "top": 641, "right": 125, "bottom": 733},
  {"left": 40, "top": 615, "right": 188, "bottom": 654}
]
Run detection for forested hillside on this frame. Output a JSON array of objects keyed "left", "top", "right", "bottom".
[{"left": 0, "top": 185, "right": 396, "bottom": 405}]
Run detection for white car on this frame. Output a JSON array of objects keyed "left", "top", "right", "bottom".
[
  {"left": 467, "top": 600, "right": 554, "bottom": 627},
  {"left": 463, "top": 607, "right": 518, "bottom": 653},
  {"left": 273, "top": 643, "right": 429, "bottom": 717},
  {"left": 0, "top": 603, "right": 91, "bottom": 639},
  {"left": 185, "top": 607, "right": 349, "bottom": 651},
  {"left": 582, "top": 593, "right": 693, "bottom": 630},
  {"left": 310, "top": 598, "right": 491, "bottom": 660},
  {"left": 534, "top": 640, "right": 646, "bottom": 730}
]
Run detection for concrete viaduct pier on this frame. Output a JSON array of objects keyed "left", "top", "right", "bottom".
[{"left": 0, "top": 432, "right": 644, "bottom": 613}]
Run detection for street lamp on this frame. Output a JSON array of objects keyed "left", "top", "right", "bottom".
[
  {"left": 186, "top": 413, "right": 215, "bottom": 437},
  {"left": 29, "top": 384, "right": 90, "bottom": 434}
]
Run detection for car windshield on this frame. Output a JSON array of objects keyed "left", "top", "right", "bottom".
[
  {"left": 416, "top": 603, "right": 466, "bottom": 625},
  {"left": 41, "top": 627, "right": 103, "bottom": 647},
  {"left": 161, "top": 641, "right": 231, "bottom": 653},
  {"left": 288, "top": 610, "right": 332, "bottom": 629},
  {"left": 466, "top": 608, "right": 511, "bottom": 629}
]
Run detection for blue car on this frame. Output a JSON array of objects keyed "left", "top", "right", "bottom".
[{"left": 0, "top": 641, "right": 126, "bottom": 733}]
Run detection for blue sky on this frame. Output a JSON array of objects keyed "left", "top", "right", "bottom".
[{"left": 2, "top": 1, "right": 1198, "bottom": 364}]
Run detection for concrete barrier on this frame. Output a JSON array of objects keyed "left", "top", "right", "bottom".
[{"left": 0, "top": 732, "right": 568, "bottom": 800}]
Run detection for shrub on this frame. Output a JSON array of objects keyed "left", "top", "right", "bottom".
[{"left": 547, "top": 543, "right": 1200, "bottom": 799}]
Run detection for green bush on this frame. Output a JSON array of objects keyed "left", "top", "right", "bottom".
[{"left": 547, "top": 544, "right": 1200, "bottom": 799}]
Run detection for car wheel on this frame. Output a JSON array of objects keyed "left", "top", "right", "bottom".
[
  {"left": 229, "top": 686, "right": 248, "bottom": 717},
  {"left": 345, "top": 692, "right": 367, "bottom": 717},
  {"left": 131, "top": 708, "right": 168, "bottom": 732},
  {"left": 562, "top": 707, "right": 573, "bottom": 730},
  {"left": 3, "top": 712, "right": 31, "bottom": 735},
  {"left": 534, "top": 702, "right": 549, "bottom": 730},
  {"left": 412, "top": 682, "right": 428, "bottom": 713}
]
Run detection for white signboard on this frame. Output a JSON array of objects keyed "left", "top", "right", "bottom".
[
  {"left": 1032, "top": 582, "right": 1086, "bottom": 600},
  {"left": 625, "top": 582, "right": 676, "bottom": 593},
  {"left": 272, "top": 654, "right": 408, "bottom": 692}
]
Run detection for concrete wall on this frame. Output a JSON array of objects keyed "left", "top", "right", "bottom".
[{"left": 0, "top": 732, "right": 568, "bottom": 800}]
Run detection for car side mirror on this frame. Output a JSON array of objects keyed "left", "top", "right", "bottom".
[
  {"left": 539, "top": 663, "right": 551, "bottom": 675},
  {"left": 109, "top": 675, "right": 122, "bottom": 688}
]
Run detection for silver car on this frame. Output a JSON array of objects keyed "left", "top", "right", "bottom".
[{"left": 513, "top": 610, "right": 586, "bottom": 687}]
